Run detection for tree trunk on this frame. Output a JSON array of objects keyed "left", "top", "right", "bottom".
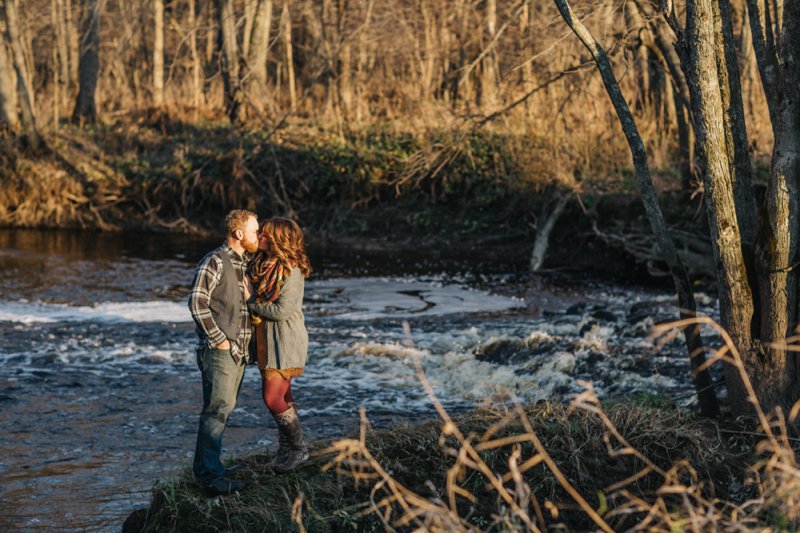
[
  {"left": 216, "top": 0, "right": 244, "bottom": 123},
  {"left": 673, "top": 84, "right": 693, "bottom": 190},
  {"left": 753, "top": 0, "right": 800, "bottom": 410},
  {"left": 65, "top": 0, "right": 79, "bottom": 91},
  {"left": 520, "top": 0, "right": 534, "bottom": 115},
  {"left": 204, "top": 0, "right": 215, "bottom": 74},
  {"left": 530, "top": 191, "right": 569, "bottom": 272},
  {"left": 680, "top": 0, "right": 756, "bottom": 414},
  {"left": 187, "top": 0, "right": 203, "bottom": 109},
  {"left": 480, "top": 0, "right": 497, "bottom": 108},
  {"left": 153, "top": 0, "right": 164, "bottom": 107},
  {"left": 553, "top": 0, "right": 720, "bottom": 417},
  {"left": 72, "top": 0, "right": 101, "bottom": 124},
  {"left": 247, "top": 0, "right": 272, "bottom": 87},
  {"left": 419, "top": 0, "right": 435, "bottom": 100},
  {"left": 242, "top": 0, "right": 257, "bottom": 58},
  {"left": 53, "top": 0, "right": 70, "bottom": 113},
  {"left": 282, "top": 0, "right": 296, "bottom": 110},
  {"left": 625, "top": 0, "right": 651, "bottom": 112},
  {"left": 2, "top": 0, "right": 42, "bottom": 148},
  {"left": 744, "top": 0, "right": 779, "bottom": 132},
  {"left": 714, "top": 0, "right": 757, "bottom": 250},
  {"left": 0, "top": 22, "right": 18, "bottom": 130}
]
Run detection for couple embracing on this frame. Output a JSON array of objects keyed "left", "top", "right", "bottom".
[{"left": 187, "top": 210, "right": 311, "bottom": 497}]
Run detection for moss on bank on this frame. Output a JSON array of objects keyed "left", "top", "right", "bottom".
[{"left": 123, "top": 400, "right": 759, "bottom": 533}]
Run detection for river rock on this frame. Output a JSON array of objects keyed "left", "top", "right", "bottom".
[
  {"left": 627, "top": 300, "right": 678, "bottom": 326},
  {"left": 565, "top": 302, "right": 586, "bottom": 315},
  {"left": 590, "top": 308, "right": 618, "bottom": 322},
  {"left": 475, "top": 333, "right": 556, "bottom": 365}
]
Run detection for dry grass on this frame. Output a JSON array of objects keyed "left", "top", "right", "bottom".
[{"left": 307, "top": 319, "right": 800, "bottom": 532}]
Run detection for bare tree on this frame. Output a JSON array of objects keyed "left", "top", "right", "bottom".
[
  {"left": 216, "top": 0, "right": 244, "bottom": 123},
  {"left": 0, "top": 18, "right": 18, "bottom": 130},
  {"left": 572, "top": 0, "right": 800, "bottom": 415},
  {"left": 281, "top": 0, "right": 296, "bottom": 110},
  {"left": 553, "top": 0, "right": 719, "bottom": 417},
  {"left": 72, "top": 0, "right": 102, "bottom": 124},
  {"left": 187, "top": 0, "right": 203, "bottom": 109},
  {"left": 153, "top": 0, "right": 164, "bottom": 107},
  {"left": 247, "top": 0, "right": 272, "bottom": 88},
  {"left": 2, "top": 0, "right": 42, "bottom": 148},
  {"left": 65, "top": 0, "right": 79, "bottom": 91}
]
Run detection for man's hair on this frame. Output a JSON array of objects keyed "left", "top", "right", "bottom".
[{"left": 224, "top": 209, "right": 257, "bottom": 236}]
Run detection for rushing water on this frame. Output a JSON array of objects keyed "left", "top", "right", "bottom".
[{"left": 0, "top": 230, "right": 719, "bottom": 532}]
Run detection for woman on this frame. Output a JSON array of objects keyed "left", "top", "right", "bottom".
[{"left": 247, "top": 217, "right": 311, "bottom": 473}]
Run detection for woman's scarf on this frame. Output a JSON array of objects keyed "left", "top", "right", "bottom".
[{"left": 247, "top": 251, "right": 287, "bottom": 304}]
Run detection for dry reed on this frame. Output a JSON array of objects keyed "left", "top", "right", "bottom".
[{"left": 310, "top": 318, "right": 800, "bottom": 532}]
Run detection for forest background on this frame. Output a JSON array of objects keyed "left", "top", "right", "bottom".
[{"left": 0, "top": 0, "right": 773, "bottom": 275}]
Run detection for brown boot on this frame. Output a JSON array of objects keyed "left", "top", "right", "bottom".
[{"left": 272, "top": 405, "right": 309, "bottom": 473}]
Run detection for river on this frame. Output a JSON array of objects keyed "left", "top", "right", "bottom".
[{"left": 0, "top": 229, "right": 720, "bottom": 532}]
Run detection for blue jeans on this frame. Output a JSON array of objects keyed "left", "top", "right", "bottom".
[{"left": 192, "top": 346, "right": 246, "bottom": 484}]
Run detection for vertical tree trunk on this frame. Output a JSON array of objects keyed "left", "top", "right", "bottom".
[
  {"left": 754, "top": 0, "right": 800, "bottom": 409},
  {"left": 153, "top": 0, "right": 165, "bottom": 108},
  {"left": 625, "top": 0, "right": 650, "bottom": 111},
  {"left": 204, "top": 0, "right": 215, "bottom": 72},
  {"left": 282, "top": 0, "right": 296, "bottom": 110},
  {"left": 454, "top": 0, "right": 472, "bottom": 105},
  {"left": 520, "top": 0, "right": 534, "bottom": 117},
  {"left": 187, "top": 0, "right": 203, "bottom": 109},
  {"left": 72, "top": 0, "right": 101, "bottom": 124},
  {"left": 480, "top": 0, "right": 497, "bottom": 108},
  {"left": 673, "top": 87, "right": 693, "bottom": 190},
  {"left": 744, "top": 0, "right": 779, "bottom": 131},
  {"left": 355, "top": 0, "right": 373, "bottom": 120},
  {"left": 216, "top": 0, "right": 244, "bottom": 123},
  {"left": 65, "top": 0, "right": 79, "bottom": 91},
  {"left": 2, "top": 0, "right": 42, "bottom": 148},
  {"left": 0, "top": 23, "right": 18, "bottom": 130},
  {"left": 242, "top": 0, "right": 257, "bottom": 58},
  {"left": 681, "top": 0, "right": 755, "bottom": 414},
  {"left": 53, "top": 0, "right": 71, "bottom": 111},
  {"left": 247, "top": 0, "right": 272, "bottom": 87},
  {"left": 419, "top": 0, "right": 435, "bottom": 100},
  {"left": 52, "top": 37, "right": 59, "bottom": 128},
  {"left": 713, "top": 0, "right": 756, "bottom": 250}
]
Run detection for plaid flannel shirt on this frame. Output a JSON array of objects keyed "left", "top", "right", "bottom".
[{"left": 188, "top": 242, "right": 252, "bottom": 364}]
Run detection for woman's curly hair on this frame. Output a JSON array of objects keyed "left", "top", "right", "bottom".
[{"left": 259, "top": 217, "right": 312, "bottom": 277}]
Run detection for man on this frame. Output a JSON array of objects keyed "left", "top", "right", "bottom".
[{"left": 188, "top": 209, "right": 259, "bottom": 496}]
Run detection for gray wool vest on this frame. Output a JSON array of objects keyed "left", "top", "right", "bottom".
[{"left": 208, "top": 250, "right": 242, "bottom": 341}]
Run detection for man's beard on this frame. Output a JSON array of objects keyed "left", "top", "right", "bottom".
[{"left": 242, "top": 236, "right": 259, "bottom": 254}]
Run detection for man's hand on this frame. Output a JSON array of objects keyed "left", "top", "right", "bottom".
[{"left": 216, "top": 339, "right": 231, "bottom": 350}]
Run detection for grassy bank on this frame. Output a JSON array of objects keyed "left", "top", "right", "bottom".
[
  {"left": 1, "top": 117, "right": 705, "bottom": 280},
  {"left": 122, "top": 393, "right": 800, "bottom": 532},
  {"left": 0, "top": 116, "right": 683, "bottom": 234}
]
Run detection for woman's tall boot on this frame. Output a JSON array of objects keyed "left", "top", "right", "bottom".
[{"left": 272, "top": 405, "right": 309, "bottom": 473}]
